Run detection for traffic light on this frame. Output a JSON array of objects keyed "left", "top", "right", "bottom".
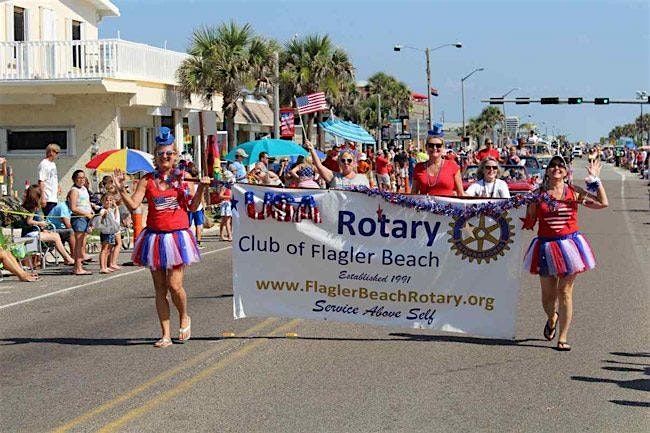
[
  {"left": 541, "top": 97, "right": 560, "bottom": 104},
  {"left": 568, "top": 97, "right": 583, "bottom": 104},
  {"left": 594, "top": 97, "right": 609, "bottom": 105}
]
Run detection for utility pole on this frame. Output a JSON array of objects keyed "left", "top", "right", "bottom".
[
  {"left": 376, "top": 93, "right": 381, "bottom": 153},
  {"left": 425, "top": 47, "right": 432, "bottom": 130},
  {"left": 273, "top": 51, "right": 280, "bottom": 139}
]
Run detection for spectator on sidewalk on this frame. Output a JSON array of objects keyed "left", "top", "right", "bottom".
[
  {"left": 38, "top": 143, "right": 61, "bottom": 215},
  {"left": 68, "top": 170, "right": 95, "bottom": 276},
  {"left": 0, "top": 246, "right": 39, "bottom": 282}
]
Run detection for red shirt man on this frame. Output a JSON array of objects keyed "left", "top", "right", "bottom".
[{"left": 476, "top": 139, "right": 501, "bottom": 162}]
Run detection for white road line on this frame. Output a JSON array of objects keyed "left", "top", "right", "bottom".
[{"left": 0, "top": 246, "right": 232, "bottom": 311}]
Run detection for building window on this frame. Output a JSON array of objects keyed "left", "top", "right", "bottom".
[
  {"left": 72, "top": 20, "right": 82, "bottom": 68},
  {"left": 14, "top": 7, "right": 26, "bottom": 42},
  {"left": 1, "top": 127, "right": 75, "bottom": 156}
]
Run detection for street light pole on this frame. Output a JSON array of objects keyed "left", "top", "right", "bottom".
[
  {"left": 637, "top": 91, "right": 647, "bottom": 146},
  {"left": 500, "top": 87, "right": 519, "bottom": 143},
  {"left": 461, "top": 67, "right": 484, "bottom": 144},
  {"left": 273, "top": 51, "right": 280, "bottom": 138},
  {"left": 394, "top": 42, "right": 462, "bottom": 131},
  {"left": 425, "top": 47, "right": 432, "bottom": 130},
  {"left": 376, "top": 93, "right": 381, "bottom": 153}
]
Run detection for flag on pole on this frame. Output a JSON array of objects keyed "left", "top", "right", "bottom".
[
  {"left": 280, "top": 109, "right": 295, "bottom": 138},
  {"left": 430, "top": 87, "right": 439, "bottom": 96},
  {"left": 296, "top": 92, "right": 328, "bottom": 115}
]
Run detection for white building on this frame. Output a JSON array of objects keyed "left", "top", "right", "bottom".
[{"left": 0, "top": 0, "right": 270, "bottom": 192}]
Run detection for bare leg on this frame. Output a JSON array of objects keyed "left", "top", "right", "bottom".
[
  {"left": 167, "top": 267, "right": 189, "bottom": 339},
  {"left": 0, "top": 249, "right": 37, "bottom": 282},
  {"left": 556, "top": 274, "right": 577, "bottom": 344},
  {"left": 40, "top": 231, "right": 74, "bottom": 264},
  {"left": 73, "top": 232, "right": 89, "bottom": 273},
  {"left": 151, "top": 269, "right": 171, "bottom": 340},
  {"left": 540, "top": 275, "right": 559, "bottom": 327},
  {"left": 99, "top": 244, "right": 111, "bottom": 273},
  {"left": 109, "top": 233, "right": 121, "bottom": 269},
  {"left": 195, "top": 224, "right": 203, "bottom": 244},
  {"left": 225, "top": 217, "right": 232, "bottom": 240}
]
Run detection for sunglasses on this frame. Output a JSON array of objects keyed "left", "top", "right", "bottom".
[
  {"left": 156, "top": 150, "right": 175, "bottom": 157},
  {"left": 340, "top": 158, "right": 354, "bottom": 164},
  {"left": 548, "top": 163, "right": 566, "bottom": 169},
  {"left": 485, "top": 166, "right": 499, "bottom": 171},
  {"left": 426, "top": 143, "right": 444, "bottom": 149}
]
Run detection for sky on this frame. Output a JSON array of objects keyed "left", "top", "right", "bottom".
[{"left": 100, "top": 0, "right": 650, "bottom": 142}]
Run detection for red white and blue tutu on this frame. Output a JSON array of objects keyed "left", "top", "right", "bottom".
[
  {"left": 523, "top": 231, "right": 596, "bottom": 277},
  {"left": 132, "top": 228, "right": 201, "bottom": 271}
]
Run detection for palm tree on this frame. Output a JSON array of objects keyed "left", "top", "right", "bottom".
[
  {"left": 177, "top": 21, "right": 276, "bottom": 151},
  {"left": 280, "top": 34, "right": 355, "bottom": 144}
]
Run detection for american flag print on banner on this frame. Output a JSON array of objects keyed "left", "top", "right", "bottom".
[
  {"left": 296, "top": 92, "right": 328, "bottom": 115},
  {"left": 153, "top": 195, "right": 179, "bottom": 211},
  {"left": 280, "top": 110, "right": 295, "bottom": 138}
]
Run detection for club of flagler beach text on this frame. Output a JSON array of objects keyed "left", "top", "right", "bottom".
[
  {"left": 254, "top": 279, "right": 496, "bottom": 312},
  {"left": 238, "top": 235, "right": 440, "bottom": 268}
]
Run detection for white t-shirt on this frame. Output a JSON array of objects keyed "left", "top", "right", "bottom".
[
  {"left": 38, "top": 158, "right": 58, "bottom": 203},
  {"left": 330, "top": 173, "right": 370, "bottom": 189},
  {"left": 465, "top": 179, "right": 511, "bottom": 198}
]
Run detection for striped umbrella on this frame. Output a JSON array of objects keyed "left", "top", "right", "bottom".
[
  {"left": 86, "top": 148, "right": 155, "bottom": 174},
  {"left": 319, "top": 118, "right": 376, "bottom": 144}
]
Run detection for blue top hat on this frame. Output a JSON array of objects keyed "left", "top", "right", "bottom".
[
  {"left": 428, "top": 123, "right": 444, "bottom": 138},
  {"left": 155, "top": 127, "right": 175, "bottom": 146}
]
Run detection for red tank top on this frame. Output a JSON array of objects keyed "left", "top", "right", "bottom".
[
  {"left": 144, "top": 173, "right": 190, "bottom": 231},
  {"left": 413, "top": 160, "right": 460, "bottom": 196},
  {"left": 537, "top": 185, "right": 579, "bottom": 237}
]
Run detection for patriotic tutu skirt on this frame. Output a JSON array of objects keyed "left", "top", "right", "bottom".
[
  {"left": 132, "top": 228, "right": 201, "bottom": 271},
  {"left": 523, "top": 231, "right": 596, "bottom": 277}
]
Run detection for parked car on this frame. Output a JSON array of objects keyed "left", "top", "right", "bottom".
[
  {"left": 462, "top": 165, "right": 538, "bottom": 194},
  {"left": 572, "top": 145, "right": 583, "bottom": 158}
]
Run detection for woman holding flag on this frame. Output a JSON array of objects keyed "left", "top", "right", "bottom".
[
  {"left": 113, "top": 127, "right": 210, "bottom": 348},
  {"left": 522, "top": 156, "right": 608, "bottom": 351}
]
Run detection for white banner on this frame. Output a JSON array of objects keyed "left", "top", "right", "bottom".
[{"left": 232, "top": 185, "right": 528, "bottom": 339}]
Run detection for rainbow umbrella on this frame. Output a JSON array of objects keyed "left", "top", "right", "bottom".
[{"left": 86, "top": 148, "right": 154, "bottom": 174}]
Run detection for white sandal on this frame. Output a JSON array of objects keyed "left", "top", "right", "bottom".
[
  {"left": 178, "top": 317, "right": 191, "bottom": 343},
  {"left": 154, "top": 337, "right": 173, "bottom": 348}
]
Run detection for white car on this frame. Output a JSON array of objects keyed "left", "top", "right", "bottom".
[{"left": 571, "top": 146, "right": 583, "bottom": 158}]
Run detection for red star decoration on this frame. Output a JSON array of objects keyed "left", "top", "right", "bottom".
[{"left": 376, "top": 204, "right": 383, "bottom": 221}]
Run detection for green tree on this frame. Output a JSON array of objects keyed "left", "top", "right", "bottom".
[
  {"left": 280, "top": 34, "right": 355, "bottom": 144},
  {"left": 177, "top": 21, "right": 275, "bottom": 151}
]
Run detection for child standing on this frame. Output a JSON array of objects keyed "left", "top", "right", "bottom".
[
  {"left": 219, "top": 171, "right": 234, "bottom": 241},
  {"left": 96, "top": 194, "right": 120, "bottom": 274}
]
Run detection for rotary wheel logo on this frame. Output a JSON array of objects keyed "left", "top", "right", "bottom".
[{"left": 448, "top": 212, "right": 514, "bottom": 264}]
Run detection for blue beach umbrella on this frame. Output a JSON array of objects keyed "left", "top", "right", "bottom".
[
  {"left": 224, "top": 138, "right": 308, "bottom": 165},
  {"left": 319, "top": 118, "right": 376, "bottom": 145}
]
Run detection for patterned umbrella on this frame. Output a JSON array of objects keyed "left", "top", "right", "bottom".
[{"left": 86, "top": 148, "right": 155, "bottom": 174}]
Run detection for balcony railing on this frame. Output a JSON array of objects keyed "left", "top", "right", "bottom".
[{"left": 0, "top": 39, "right": 188, "bottom": 85}]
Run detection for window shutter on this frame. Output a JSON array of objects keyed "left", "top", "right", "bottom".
[
  {"left": 26, "top": 7, "right": 36, "bottom": 41},
  {"left": 64, "top": 17, "right": 71, "bottom": 40}
]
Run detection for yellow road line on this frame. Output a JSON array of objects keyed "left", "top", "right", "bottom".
[
  {"left": 96, "top": 319, "right": 302, "bottom": 433},
  {"left": 52, "top": 317, "right": 279, "bottom": 433}
]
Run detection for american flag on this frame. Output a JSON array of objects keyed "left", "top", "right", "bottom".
[
  {"left": 280, "top": 110, "right": 295, "bottom": 138},
  {"left": 295, "top": 92, "right": 328, "bottom": 115},
  {"left": 153, "top": 196, "right": 179, "bottom": 211}
]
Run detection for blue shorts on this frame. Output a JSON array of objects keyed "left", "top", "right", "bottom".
[
  {"left": 189, "top": 210, "right": 205, "bottom": 226},
  {"left": 71, "top": 216, "right": 90, "bottom": 233},
  {"left": 100, "top": 233, "right": 116, "bottom": 245}
]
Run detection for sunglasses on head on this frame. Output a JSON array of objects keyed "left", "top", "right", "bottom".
[{"left": 156, "top": 150, "right": 175, "bottom": 157}]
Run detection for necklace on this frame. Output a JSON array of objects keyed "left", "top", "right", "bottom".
[
  {"left": 153, "top": 168, "right": 183, "bottom": 188},
  {"left": 483, "top": 179, "right": 497, "bottom": 198},
  {"left": 426, "top": 159, "right": 445, "bottom": 190}
]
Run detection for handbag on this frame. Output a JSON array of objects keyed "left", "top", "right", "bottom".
[{"left": 93, "top": 210, "right": 120, "bottom": 235}]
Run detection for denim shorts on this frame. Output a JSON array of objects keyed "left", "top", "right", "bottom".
[
  {"left": 71, "top": 216, "right": 90, "bottom": 233},
  {"left": 189, "top": 210, "right": 205, "bottom": 226},
  {"left": 100, "top": 233, "right": 116, "bottom": 245}
]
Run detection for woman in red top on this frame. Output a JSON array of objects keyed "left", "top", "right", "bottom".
[
  {"left": 113, "top": 127, "right": 210, "bottom": 348},
  {"left": 523, "top": 156, "right": 608, "bottom": 351},
  {"left": 412, "top": 137, "right": 464, "bottom": 196}
]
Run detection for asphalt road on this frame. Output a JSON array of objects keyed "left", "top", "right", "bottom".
[{"left": 1, "top": 163, "right": 648, "bottom": 433}]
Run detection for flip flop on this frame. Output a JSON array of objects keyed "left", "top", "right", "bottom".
[
  {"left": 74, "top": 270, "right": 93, "bottom": 276},
  {"left": 556, "top": 341, "right": 572, "bottom": 351},
  {"left": 543, "top": 312, "right": 558, "bottom": 341},
  {"left": 178, "top": 317, "right": 191, "bottom": 343},
  {"left": 154, "top": 337, "right": 173, "bottom": 348}
]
